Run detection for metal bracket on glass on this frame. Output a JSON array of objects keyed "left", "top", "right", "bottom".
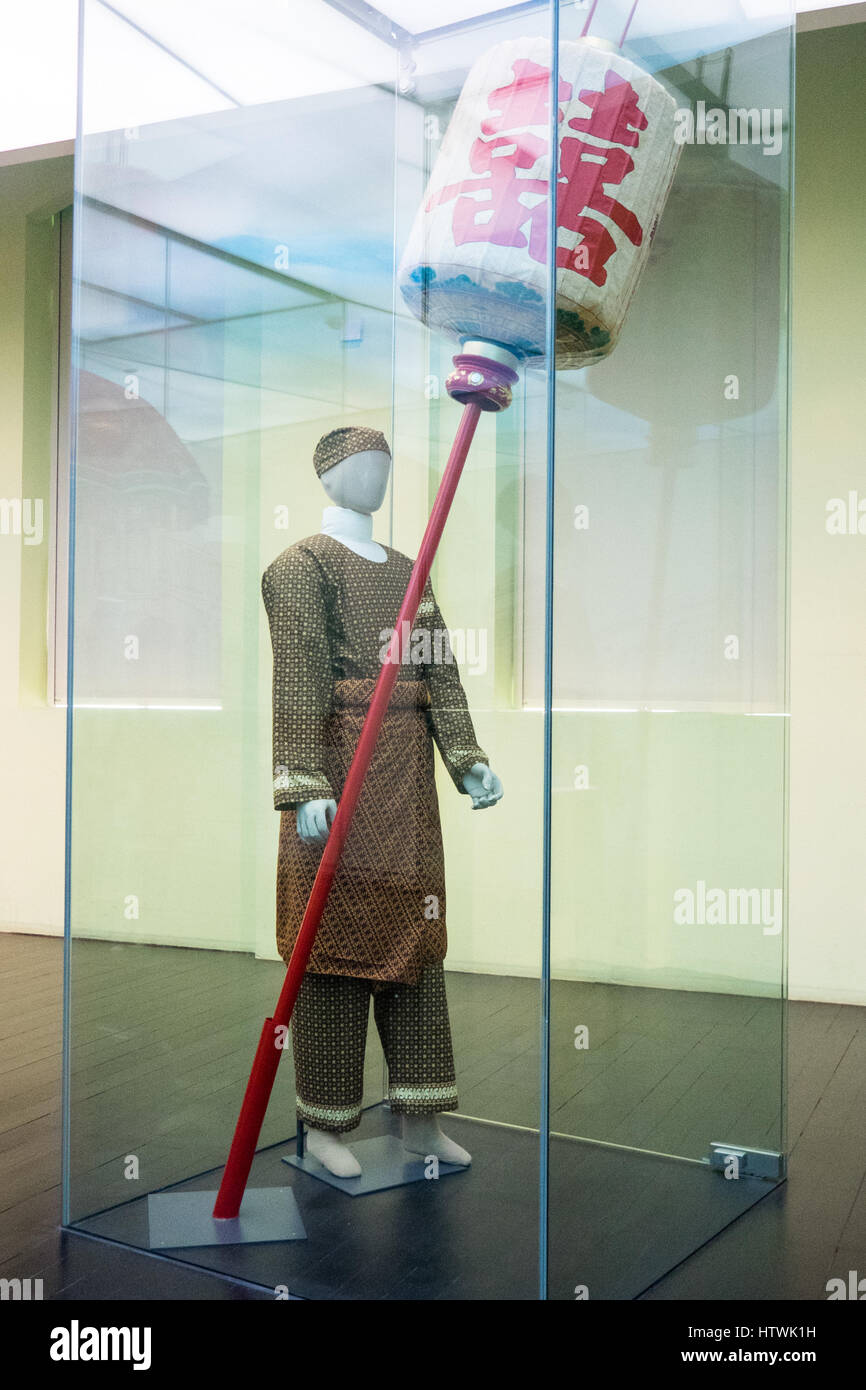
[{"left": 709, "top": 1142, "right": 786, "bottom": 1181}]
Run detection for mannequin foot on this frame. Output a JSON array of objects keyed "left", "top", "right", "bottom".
[
  {"left": 402, "top": 1115, "right": 471, "bottom": 1166},
  {"left": 304, "top": 1126, "right": 362, "bottom": 1178}
]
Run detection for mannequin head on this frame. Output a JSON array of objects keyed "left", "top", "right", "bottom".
[
  {"left": 313, "top": 427, "right": 392, "bottom": 516},
  {"left": 319, "top": 448, "right": 391, "bottom": 515}
]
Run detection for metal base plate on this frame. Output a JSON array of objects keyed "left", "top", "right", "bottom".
[
  {"left": 282, "top": 1134, "right": 468, "bottom": 1196},
  {"left": 146, "top": 1187, "right": 306, "bottom": 1249}
]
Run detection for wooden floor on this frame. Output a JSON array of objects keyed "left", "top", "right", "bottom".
[{"left": 1, "top": 932, "right": 865, "bottom": 1299}]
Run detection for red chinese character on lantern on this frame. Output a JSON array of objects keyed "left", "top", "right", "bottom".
[
  {"left": 426, "top": 59, "right": 572, "bottom": 261},
  {"left": 557, "top": 70, "right": 647, "bottom": 286},
  {"left": 428, "top": 131, "right": 549, "bottom": 260},
  {"left": 481, "top": 57, "right": 573, "bottom": 135},
  {"left": 568, "top": 69, "right": 648, "bottom": 147},
  {"left": 428, "top": 61, "right": 648, "bottom": 288}
]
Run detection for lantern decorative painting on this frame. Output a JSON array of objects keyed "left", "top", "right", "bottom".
[{"left": 399, "top": 36, "right": 682, "bottom": 369}]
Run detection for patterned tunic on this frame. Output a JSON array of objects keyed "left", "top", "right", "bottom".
[{"left": 262, "top": 533, "right": 488, "bottom": 984}]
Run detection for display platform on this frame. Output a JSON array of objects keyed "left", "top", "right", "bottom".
[{"left": 70, "top": 1105, "right": 777, "bottom": 1301}]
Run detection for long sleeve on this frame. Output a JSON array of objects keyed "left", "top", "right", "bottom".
[
  {"left": 262, "top": 549, "right": 335, "bottom": 811},
  {"left": 418, "top": 578, "right": 488, "bottom": 793}
]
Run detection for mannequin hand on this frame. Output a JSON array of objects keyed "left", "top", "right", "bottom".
[
  {"left": 462, "top": 763, "right": 503, "bottom": 810},
  {"left": 297, "top": 798, "right": 337, "bottom": 844}
]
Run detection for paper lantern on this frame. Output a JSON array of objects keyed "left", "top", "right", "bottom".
[{"left": 399, "top": 36, "right": 682, "bottom": 369}]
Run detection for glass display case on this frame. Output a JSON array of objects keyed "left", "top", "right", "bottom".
[{"left": 63, "top": 0, "right": 793, "bottom": 1299}]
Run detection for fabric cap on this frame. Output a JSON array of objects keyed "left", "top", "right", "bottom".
[{"left": 313, "top": 426, "right": 391, "bottom": 478}]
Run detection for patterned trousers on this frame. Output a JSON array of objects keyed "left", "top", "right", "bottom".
[{"left": 292, "top": 963, "right": 458, "bottom": 1133}]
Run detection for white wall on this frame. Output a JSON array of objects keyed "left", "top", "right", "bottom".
[
  {"left": 787, "top": 20, "right": 866, "bottom": 1003},
  {"left": 0, "top": 154, "right": 71, "bottom": 935}
]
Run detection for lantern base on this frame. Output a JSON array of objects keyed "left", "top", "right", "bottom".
[
  {"left": 460, "top": 339, "right": 521, "bottom": 370},
  {"left": 446, "top": 342, "right": 519, "bottom": 412}
]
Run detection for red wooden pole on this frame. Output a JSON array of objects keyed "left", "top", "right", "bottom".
[{"left": 213, "top": 350, "right": 517, "bottom": 1220}]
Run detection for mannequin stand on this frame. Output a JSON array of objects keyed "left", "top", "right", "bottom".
[
  {"left": 284, "top": 1113, "right": 469, "bottom": 1196},
  {"left": 283, "top": 1135, "right": 466, "bottom": 1197}
]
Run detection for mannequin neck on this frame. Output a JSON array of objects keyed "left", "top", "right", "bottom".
[
  {"left": 320, "top": 505, "right": 386, "bottom": 562},
  {"left": 322, "top": 504, "right": 373, "bottom": 537}
]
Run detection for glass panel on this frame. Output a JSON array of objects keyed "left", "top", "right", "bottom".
[
  {"left": 546, "top": 0, "right": 792, "bottom": 1298},
  {"left": 65, "top": 0, "right": 553, "bottom": 1300},
  {"left": 66, "top": 0, "right": 400, "bottom": 1236}
]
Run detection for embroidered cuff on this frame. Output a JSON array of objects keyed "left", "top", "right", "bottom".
[
  {"left": 297, "top": 1097, "right": 362, "bottom": 1133},
  {"left": 388, "top": 1082, "right": 459, "bottom": 1114},
  {"left": 445, "top": 749, "right": 489, "bottom": 793},
  {"left": 273, "top": 767, "right": 334, "bottom": 811}
]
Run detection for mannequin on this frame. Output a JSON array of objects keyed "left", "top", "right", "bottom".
[{"left": 262, "top": 426, "right": 502, "bottom": 1180}]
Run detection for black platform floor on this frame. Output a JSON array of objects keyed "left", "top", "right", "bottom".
[{"left": 71, "top": 1104, "right": 775, "bottom": 1301}]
